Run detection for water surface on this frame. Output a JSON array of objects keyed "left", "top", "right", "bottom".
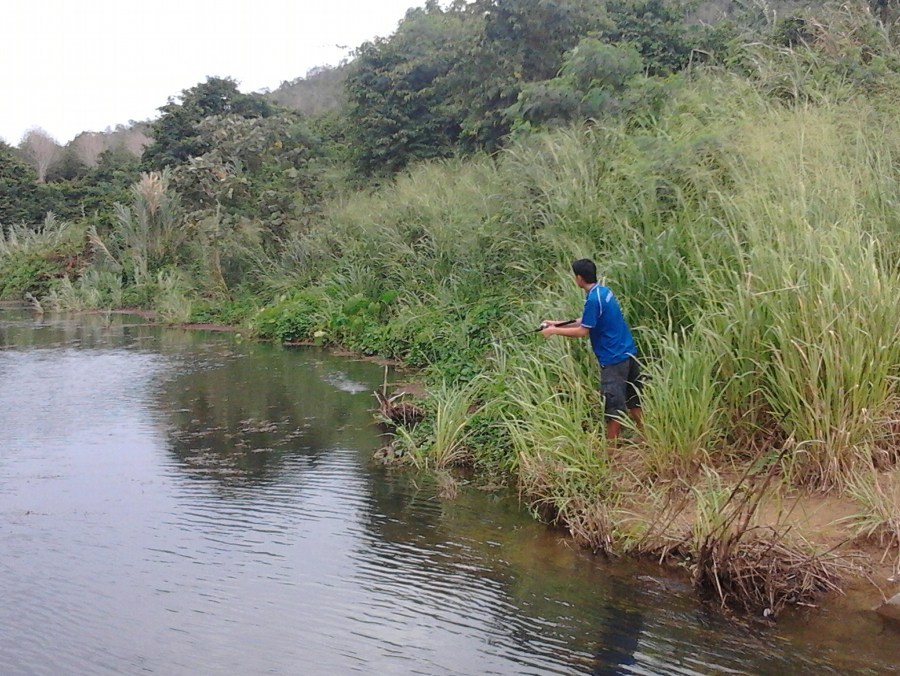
[{"left": 0, "top": 309, "right": 895, "bottom": 674}]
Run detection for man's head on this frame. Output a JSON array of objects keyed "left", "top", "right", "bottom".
[{"left": 571, "top": 258, "right": 597, "bottom": 288}]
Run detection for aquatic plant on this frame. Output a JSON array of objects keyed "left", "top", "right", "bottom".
[{"left": 395, "top": 378, "right": 482, "bottom": 470}]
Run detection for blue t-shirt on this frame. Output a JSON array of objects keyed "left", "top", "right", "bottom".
[{"left": 580, "top": 284, "right": 637, "bottom": 367}]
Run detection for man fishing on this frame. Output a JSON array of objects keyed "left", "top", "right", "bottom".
[{"left": 541, "top": 258, "right": 643, "bottom": 441}]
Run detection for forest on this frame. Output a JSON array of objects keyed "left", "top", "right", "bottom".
[{"left": 3, "top": 0, "right": 900, "bottom": 616}]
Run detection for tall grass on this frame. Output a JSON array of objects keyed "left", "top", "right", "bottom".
[
  {"left": 43, "top": 269, "right": 124, "bottom": 311},
  {"left": 0, "top": 214, "right": 83, "bottom": 300},
  {"left": 639, "top": 328, "right": 725, "bottom": 478},
  {"left": 694, "top": 102, "right": 900, "bottom": 488},
  {"left": 0, "top": 214, "right": 71, "bottom": 259},
  {"left": 395, "top": 378, "right": 482, "bottom": 470},
  {"left": 309, "top": 75, "right": 900, "bottom": 496},
  {"left": 112, "top": 171, "right": 187, "bottom": 274},
  {"left": 488, "top": 338, "right": 621, "bottom": 550},
  {"left": 844, "top": 468, "right": 900, "bottom": 559}
]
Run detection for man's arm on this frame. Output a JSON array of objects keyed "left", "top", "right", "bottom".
[{"left": 541, "top": 321, "right": 589, "bottom": 338}]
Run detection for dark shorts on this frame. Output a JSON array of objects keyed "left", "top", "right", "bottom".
[{"left": 600, "top": 357, "right": 643, "bottom": 421}]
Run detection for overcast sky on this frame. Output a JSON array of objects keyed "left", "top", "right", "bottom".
[{"left": 1, "top": 0, "right": 425, "bottom": 145}]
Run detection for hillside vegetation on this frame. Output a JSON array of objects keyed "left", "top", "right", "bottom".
[{"left": 3, "top": 0, "right": 900, "bottom": 616}]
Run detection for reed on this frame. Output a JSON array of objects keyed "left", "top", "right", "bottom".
[
  {"left": 398, "top": 378, "right": 482, "bottom": 470},
  {"left": 844, "top": 468, "right": 900, "bottom": 563},
  {"left": 113, "top": 170, "right": 188, "bottom": 272},
  {"left": 0, "top": 214, "right": 72, "bottom": 259}
]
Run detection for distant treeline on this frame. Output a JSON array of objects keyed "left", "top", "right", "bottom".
[{"left": 4, "top": 0, "right": 899, "bottom": 233}]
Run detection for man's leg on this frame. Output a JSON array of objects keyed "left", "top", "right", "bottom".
[
  {"left": 607, "top": 418, "right": 623, "bottom": 440},
  {"left": 628, "top": 407, "right": 643, "bottom": 427},
  {"left": 601, "top": 360, "right": 630, "bottom": 441}
]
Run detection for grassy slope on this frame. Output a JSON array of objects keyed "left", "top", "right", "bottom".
[{"left": 258, "top": 62, "right": 900, "bottom": 615}]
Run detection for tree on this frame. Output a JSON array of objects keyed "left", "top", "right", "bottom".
[
  {"left": 269, "top": 65, "right": 349, "bottom": 117},
  {"left": 142, "top": 77, "right": 278, "bottom": 170},
  {"left": 71, "top": 132, "right": 107, "bottom": 167},
  {"left": 453, "top": 0, "right": 608, "bottom": 149},
  {"left": 600, "top": 0, "right": 695, "bottom": 75},
  {"left": 20, "top": 128, "right": 61, "bottom": 183},
  {"left": 119, "top": 127, "right": 152, "bottom": 156},
  {"left": 506, "top": 40, "right": 647, "bottom": 128},
  {"left": 342, "top": 0, "right": 618, "bottom": 169},
  {"left": 46, "top": 145, "right": 89, "bottom": 182},
  {"left": 0, "top": 142, "right": 42, "bottom": 225},
  {"left": 344, "top": 3, "right": 481, "bottom": 175}
]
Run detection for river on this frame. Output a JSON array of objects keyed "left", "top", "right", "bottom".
[{"left": 0, "top": 308, "right": 895, "bottom": 674}]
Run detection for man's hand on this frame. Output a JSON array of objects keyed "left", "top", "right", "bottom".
[
  {"left": 541, "top": 320, "right": 588, "bottom": 339},
  {"left": 540, "top": 320, "right": 559, "bottom": 338}
]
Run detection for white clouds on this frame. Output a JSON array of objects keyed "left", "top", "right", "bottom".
[{"left": 0, "top": 0, "right": 420, "bottom": 144}]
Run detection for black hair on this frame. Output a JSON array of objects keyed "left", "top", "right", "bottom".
[{"left": 571, "top": 258, "right": 597, "bottom": 284}]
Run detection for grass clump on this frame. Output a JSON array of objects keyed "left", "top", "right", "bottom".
[
  {"left": 390, "top": 378, "right": 482, "bottom": 470},
  {"left": 684, "top": 465, "right": 849, "bottom": 618},
  {"left": 844, "top": 468, "right": 900, "bottom": 570},
  {"left": 639, "top": 328, "right": 724, "bottom": 478},
  {"left": 0, "top": 215, "right": 86, "bottom": 300}
]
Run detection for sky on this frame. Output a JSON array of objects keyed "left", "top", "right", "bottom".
[{"left": 1, "top": 0, "right": 426, "bottom": 145}]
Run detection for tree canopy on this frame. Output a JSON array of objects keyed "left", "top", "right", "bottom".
[
  {"left": 340, "top": 0, "right": 720, "bottom": 174},
  {"left": 0, "top": 142, "right": 46, "bottom": 226},
  {"left": 143, "top": 77, "right": 279, "bottom": 170}
]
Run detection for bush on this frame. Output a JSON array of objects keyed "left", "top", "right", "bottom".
[{"left": 251, "top": 290, "right": 329, "bottom": 342}]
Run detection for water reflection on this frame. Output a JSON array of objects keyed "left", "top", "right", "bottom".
[
  {"left": 0, "top": 309, "right": 896, "bottom": 675},
  {"left": 591, "top": 580, "right": 644, "bottom": 675},
  {"left": 159, "top": 343, "right": 377, "bottom": 485}
]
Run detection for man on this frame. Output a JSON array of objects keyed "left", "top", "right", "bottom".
[{"left": 541, "top": 258, "right": 642, "bottom": 440}]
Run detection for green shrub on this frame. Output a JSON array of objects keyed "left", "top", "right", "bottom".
[{"left": 252, "top": 290, "right": 329, "bottom": 342}]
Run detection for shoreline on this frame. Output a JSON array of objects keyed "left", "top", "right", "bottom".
[{"left": 377, "top": 380, "right": 900, "bottom": 625}]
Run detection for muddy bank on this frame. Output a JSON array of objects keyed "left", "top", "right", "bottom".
[
  {"left": 180, "top": 322, "right": 243, "bottom": 332},
  {"left": 376, "top": 381, "right": 900, "bottom": 625}
]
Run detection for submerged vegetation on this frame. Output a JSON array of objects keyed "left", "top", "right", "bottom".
[{"left": 3, "top": 0, "right": 900, "bottom": 617}]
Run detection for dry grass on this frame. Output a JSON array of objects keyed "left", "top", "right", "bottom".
[
  {"left": 691, "top": 533, "right": 850, "bottom": 617},
  {"left": 687, "top": 455, "right": 858, "bottom": 617},
  {"left": 613, "top": 454, "right": 862, "bottom": 618},
  {"left": 844, "top": 467, "right": 900, "bottom": 575},
  {"left": 518, "top": 452, "right": 620, "bottom": 554}
]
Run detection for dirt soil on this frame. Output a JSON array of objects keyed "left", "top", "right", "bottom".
[{"left": 769, "top": 491, "right": 899, "bottom": 605}]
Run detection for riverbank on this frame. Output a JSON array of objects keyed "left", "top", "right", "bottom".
[
  {"left": 4, "top": 300, "right": 899, "bottom": 623},
  {"left": 248, "top": 87, "right": 900, "bottom": 625},
  {"left": 8, "top": 304, "right": 890, "bottom": 674},
  {"left": 369, "top": 364, "right": 900, "bottom": 624},
  {"left": 487, "top": 449, "right": 899, "bottom": 623}
]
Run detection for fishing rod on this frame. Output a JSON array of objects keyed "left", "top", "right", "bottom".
[{"left": 501, "top": 319, "right": 578, "bottom": 341}]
